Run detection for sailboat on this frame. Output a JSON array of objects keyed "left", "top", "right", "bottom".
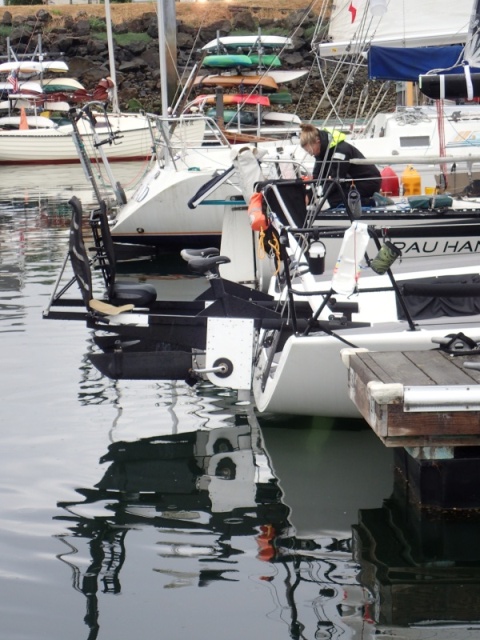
[
  {"left": 43, "top": 175, "right": 480, "bottom": 420},
  {"left": 315, "top": 0, "right": 480, "bottom": 191},
  {"left": 108, "top": 0, "right": 480, "bottom": 250},
  {"left": 107, "top": 26, "right": 312, "bottom": 251},
  {"left": 0, "top": 19, "right": 154, "bottom": 165}
]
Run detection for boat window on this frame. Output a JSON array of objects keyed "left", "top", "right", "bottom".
[{"left": 399, "top": 135, "right": 430, "bottom": 147}]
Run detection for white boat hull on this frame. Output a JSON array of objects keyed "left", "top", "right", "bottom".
[
  {"left": 350, "top": 105, "right": 480, "bottom": 192},
  {"left": 316, "top": 213, "right": 480, "bottom": 268},
  {"left": 110, "top": 138, "right": 305, "bottom": 248},
  {"left": 253, "top": 318, "right": 480, "bottom": 419},
  {"left": 0, "top": 112, "right": 153, "bottom": 164},
  {"left": 251, "top": 252, "right": 480, "bottom": 418},
  {"left": 108, "top": 126, "right": 480, "bottom": 258},
  {"left": 111, "top": 151, "right": 234, "bottom": 247}
]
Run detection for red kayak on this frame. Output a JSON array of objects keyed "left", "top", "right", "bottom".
[{"left": 191, "top": 93, "right": 271, "bottom": 107}]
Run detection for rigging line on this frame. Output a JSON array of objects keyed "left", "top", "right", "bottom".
[
  {"left": 322, "top": 61, "right": 365, "bottom": 125},
  {"left": 287, "top": 0, "right": 323, "bottom": 37},
  {"left": 351, "top": 74, "right": 372, "bottom": 118},
  {"left": 179, "top": 31, "right": 202, "bottom": 82},
  {"left": 290, "top": 60, "right": 317, "bottom": 119},
  {"left": 6, "top": 16, "right": 43, "bottom": 64},
  {"left": 311, "top": 42, "right": 369, "bottom": 122},
  {"left": 310, "top": 62, "right": 343, "bottom": 121},
  {"left": 357, "top": 90, "right": 384, "bottom": 133},
  {"left": 176, "top": 13, "right": 212, "bottom": 94},
  {"left": 356, "top": 84, "right": 370, "bottom": 120},
  {"left": 24, "top": 17, "right": 44, "bottom": 60},
  {"left": 356, "top": 83, "right": 394, "bottom": 138},
  {"left": 322, "top": 75, "right": 359, "bottom": 126}
]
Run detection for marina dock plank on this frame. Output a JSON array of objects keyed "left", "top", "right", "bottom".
[{"left": 346, "top": 349, "right": 480, "bottom": 447}]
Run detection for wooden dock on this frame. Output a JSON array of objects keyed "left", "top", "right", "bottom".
[
  {"left": 343, "top": 347, "right": 480, "bottom": 510},
  {"left": 344, "top": 348, "right": 480, "bottom": 448}
]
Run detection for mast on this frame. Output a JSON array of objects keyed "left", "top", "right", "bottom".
[
  {"left": 157, "top": 0, "right": 177, "bottom": 115},
  {"left": 104, "top": 0, "right": 120, "bottom": 113}
]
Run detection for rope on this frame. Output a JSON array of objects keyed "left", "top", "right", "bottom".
[
  {"left": 267, "top": 231, "right": 281, "bottom": 275},
  {"left": 258, "top": 228, "right": 266, "bottom": 260}
]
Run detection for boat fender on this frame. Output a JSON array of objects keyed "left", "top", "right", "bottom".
[
  {"left": 248, "top": 192, "right": 269, "bottom": 231},
  {"left": 256, "top": 524, "right": 276, "bottom": 562},
  {"left": 380, "top": 166, "right": 399, "bottom": 196},
  {"left": 367, "top": 381, "right": 404, "bottom": 404},
  {"left": 347, "top": 186, "right": 362, "bottom": 218}
]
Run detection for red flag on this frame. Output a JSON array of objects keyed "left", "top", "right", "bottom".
[{"left": 348, "top": 2, "right": 357, "bottom": 23}]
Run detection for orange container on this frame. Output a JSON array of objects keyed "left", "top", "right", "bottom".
[{"left": 401, "top": 165, "right": 421, "bottom": 196}]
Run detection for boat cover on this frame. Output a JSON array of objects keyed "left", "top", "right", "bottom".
[
  {"left": 367, "top": 45, "right": 478, "bottom": 81},
  {"left": 398, "top": 273, "right": 480, "bottom": 320}
]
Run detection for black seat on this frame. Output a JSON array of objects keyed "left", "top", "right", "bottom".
[{"left": 68, "top": 196, "right": 157, "bottom": 313}]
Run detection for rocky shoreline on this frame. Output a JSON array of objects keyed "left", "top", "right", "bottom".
[{"left": 0, "top": 6, "right": 395, "bottom": 119}]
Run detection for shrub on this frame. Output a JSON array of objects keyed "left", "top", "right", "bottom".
[
  {"left": 126, "top": 98, "right": 144, "bottom": 111},
  {"left": 89, "top": 17, "right": 106, "bottom": 32}
]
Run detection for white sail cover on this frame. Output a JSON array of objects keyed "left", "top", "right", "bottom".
[
  {"left": 464, "top": 0, "right": 480, "bottom": 66},
  {"left": 319, "top": 0, "right": 473, "bottom": 57}
]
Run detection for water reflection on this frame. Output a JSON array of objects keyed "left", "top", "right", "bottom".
[
  {"left": 55, "top": 413, "right": 374, "bottom": 640},
  {"left": 0, "top": 161, "right": 150, "bottom": 211},
  {"left": 355, "top": 483, "right": 480, "bottom": 635},
  {"left": 4, "top": 173, "right": 480, "bottom": 639},
  {"left": 0, "top": 164, "right": 93, "bottom": 197},
  {"left": 0, "top": 201, "right": 71, "bottom": 331}
]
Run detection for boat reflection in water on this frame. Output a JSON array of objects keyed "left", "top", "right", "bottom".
[
  {"left": 54, "top": 412, "right": 378, "bottom": 640},
  {"left": 55, "top": 402, "right": 480, "bottom": 639},
  {"left": 354, "top": 478, "right": 480, "bottom": 638}
]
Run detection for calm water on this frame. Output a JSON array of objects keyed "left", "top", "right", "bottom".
[{"left": 1, "top": 164, "right": 479, "bottom": 640}]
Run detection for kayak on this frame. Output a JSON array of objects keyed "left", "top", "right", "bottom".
[
  {"left": 203, "top": 54, "right": 253, "bottom": 69},
  {"left": 193, "top": 74, "right": 279, "bottom": 92},
  {"left": 190, "top": 93, "right": 271, "bottom": 107},
  {"left": 202, "top": 35, "right": 294, "bottom": 51}
]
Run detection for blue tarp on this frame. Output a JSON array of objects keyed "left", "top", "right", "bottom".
[{"left": 368, "top": 45, "right": 469, "bottom": 81}]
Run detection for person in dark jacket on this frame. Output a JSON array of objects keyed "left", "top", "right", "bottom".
[{"left": 300, "top": 123, "right": 381, "bottom": 208}]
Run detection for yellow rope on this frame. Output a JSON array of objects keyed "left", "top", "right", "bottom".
[
  {"left": 267, "top": 232, "right": 281, "bottom": 275},
  {"left": 257, "top": 229, "right": 266, "bottom": 260}
]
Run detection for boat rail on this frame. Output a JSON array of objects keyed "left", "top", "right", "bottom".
[
  {"left": 151, "top": 113, "right": 230, "bottom": 154},
  {"left": 350, "top": 153, "right": 480, "bottom": 166}
]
